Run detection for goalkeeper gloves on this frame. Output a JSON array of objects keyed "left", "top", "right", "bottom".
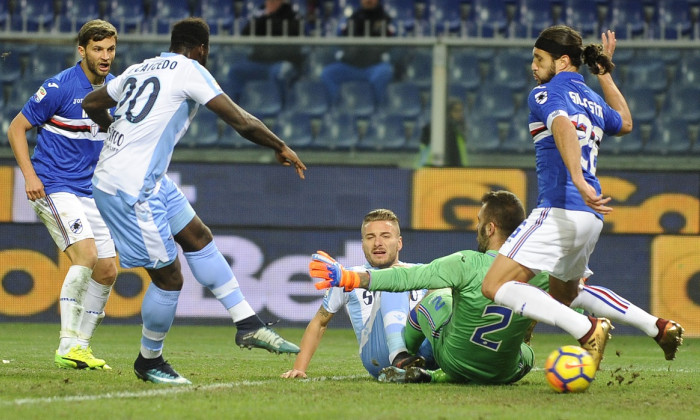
[{"left": 309, "top": 250, "right": 361, "bottom": 291}]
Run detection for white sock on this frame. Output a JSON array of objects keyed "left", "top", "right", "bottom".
[
  {"left": 494, "top": 280, "right": 592, "bottom": 340},
  {"left": 58, "top": 265, "right": 92, "bottom": 354},
  {"left": 227, "top": 300, "right": 256, "bottom": 323},
  {"left": 571, "top": 284, "right": 659, "bottom": 337},
  {"left": 77, "top": 279, "right": 113, "bottom": 348}
]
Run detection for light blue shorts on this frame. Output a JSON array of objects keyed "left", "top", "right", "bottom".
[{"left": 93, "top": 175, "right": 195, "bottom": 269}]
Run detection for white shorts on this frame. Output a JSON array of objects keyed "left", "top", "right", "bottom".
[
  {"left": 499, "top": 207, "right": 602, "bottom": 281},
  {"left": 30, "top": 192, "right": 116, "bottom": 259}
]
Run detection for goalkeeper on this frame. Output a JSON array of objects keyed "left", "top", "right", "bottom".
[{"left": 311, "top": 190, "right": 548, "bottom": 384}]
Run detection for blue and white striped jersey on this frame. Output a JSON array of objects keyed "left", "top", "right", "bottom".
[
  {"left": 527, "top": 71, "right": 622, "bottom": 219},
  {"left": 21, "top": 62, "right": 114, "bottom": 197},
  {"left": 93, "top": 52, "right": 223, "bottom": 204}
]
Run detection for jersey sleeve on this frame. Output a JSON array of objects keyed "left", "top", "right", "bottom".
[
  {"left": 601, "top": 102, "right": 623, "bottom": 135},
  {"left": 322, "top": 287, "right": 347, "bottom": 314},
  {"left": 370, "top": 252, "right": 474, "bottom": 291},
  {"left": 182, "top": 61, "right": 224, "bottom": 105},
  {"left": 20, "top": 78, "right": 63, "bottom": 127},
  {"left": 528, "top": 85, "right": 569, "bottom": 130}
]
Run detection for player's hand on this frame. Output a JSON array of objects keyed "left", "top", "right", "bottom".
[
  {"left": 576, "top": 182, "right": 612, "bottom": 215},
  {"left": 275, "top": 145, "right": 307, "bottom": 179},
  {"left": 24, "top": 173, "right": 46, "bottom": 201},
  {"left": 601, "top": 30, "right": 616, "bottom": 61},
  {"left": 309, "top": 250, "right": 361, "bottom": 291},
  {"left": 281, "top": 369, "right": 307, "bottom": 379}
]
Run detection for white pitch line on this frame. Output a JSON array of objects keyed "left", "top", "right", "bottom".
[{"left": 2, "top": 374, "right": 368, "bottom": 407}]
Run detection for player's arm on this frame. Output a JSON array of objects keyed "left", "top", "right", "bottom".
[
  {"left": 7, "top": 112, "right": 44, "bottom": 200},
  {"left": 81, "top": 86, "right": 117, "bottom": 130},
  {"left": 597, "top": 30, "right": 632, "bottom": 136},
  {"left": 281, "top": 306, "right": 334, "bottom": 379},
  {"left": 205, "top": 93, "right": 306, "bottom": 179},
  {"left": 551, "top": 115, "right": 612, "bottom": 215}
]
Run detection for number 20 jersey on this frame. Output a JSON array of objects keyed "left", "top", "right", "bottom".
[
  {"left": 527, "top": 71, "right": 622, "bottom": 218},
  {"left": 93, "top": 52, "right": 223, "bottom": 204}
]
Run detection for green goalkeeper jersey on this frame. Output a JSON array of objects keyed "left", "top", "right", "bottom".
[{"left": 369, "top": 249, "right": 550, "bottom": 384}]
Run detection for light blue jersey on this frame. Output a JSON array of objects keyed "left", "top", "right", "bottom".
[
  {"left": 322, "top": 263, "right": 425, "bottom": 378},
  {"left": 21, "top": 62, "right": 114, "bottom": 197},
  {"left": 93, "top": 52, "right": 222, "bottom": 205},
  {"left": 527, "top": 71, "right": 622, "bottom": 219}
]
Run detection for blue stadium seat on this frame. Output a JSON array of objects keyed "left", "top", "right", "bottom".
[
  {"left": 358, "top": 114, "right": 419, "bottom": 151},
  {"left": 315, "top": 113, "right": 358, "bottom": 150},
  {"left": 465, "top": 115, "right": 503, "bottom": 153},
  {"left": 663, "top": 85, "right": 700, "bottom": 123},
  {"left": 153, "top": 0, "right": 197, "bottom": 34},
  {"left": 278, "top": 111, "right": 320, "bottom": 148},
  {"left": 403, "top": 49, "right": 433, "bottom": 90},
  {"left": 0, "top": 43, "right": 21, "bottom": 83},
  {"left": 472, "top": 82, "right": 516, "bottom": 121},
  {"left": 658, "top": 0, "right": 693, "bottom": 39},
  {"left": 337, "top": 80, "right": 375, "bottom": 118},
  {"left": 515, "top": 0, "right": 564, "bottom": 39},
  {"left": 239, "top": 80, "right": 283, "bottom": 119},
  {"left": 676, "top": 52, "right": 700, "bottom": 87},
  {"left": 489, "top": 48, "right": 530, "bottom": 92},
  {"left": 285, "top": 78, "right": 329, "bottom": 117},
  {"left": 57, "top": 0, "right": 103, "bottom": 33},
  {"left": 610, "top": 0, "right": 654, "bottom": 39},
  {"left": 105, "top": 0, "right": 147, "bottom": 34},
  {"left": 624, "top": 61, "right": 668, "bottom": 93},
  {"left": 604, "top": 133, "right": 643, "bottom": 155},
  {"left": 644, "top": 117, "right": 693, "bottom": 155},
  {"left": 565, "top": 0, "right": 608, "bottom": 38},
  {"left": 625, "top": 87, "right": 657, "bottom": 125},
  {"left": 202, "top": 0, "right": 236, "bottom": 35},
  {"left": 180, "top": 108, "right": 220, "bottom": 148},
  {"left": 448, "top": 50, "right": 481, "bottom": 92},
  {"left": 383, "top": 81, "right": 422, "bottom": 118},
  {"left": 16, "top": 0, "right": 56, "bottom": 32},
  {"left": 500, "top": 108, "right": 534, "bottom": 154}
]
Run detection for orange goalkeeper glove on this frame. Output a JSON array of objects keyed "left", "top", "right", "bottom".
[{"left": 309, "top": 250, "right": 361, "bottom": 291}]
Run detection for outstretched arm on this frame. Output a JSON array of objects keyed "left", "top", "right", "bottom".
[
  {"left": 205, "top": 93, "right": 306, "bottom": 179},
  {"left": 598, "top": 30, "right": 632, "bottom": 135},
  {"left": 281, "top": 306, "right": 334, "bottom": 378}
]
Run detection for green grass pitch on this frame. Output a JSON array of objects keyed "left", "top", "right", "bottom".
[{"left": 0, "top": 323, "right": 697, "bottom": 420}]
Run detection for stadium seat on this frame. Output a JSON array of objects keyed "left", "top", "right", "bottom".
[
  {"left": 105, "top": 0, "right": 147, "bottom": 34},
  {"left": 202, "top": 0, "right": 236, "bottom": 35},
  {"left": 17, "top": 0, "right": 57, "bottom": 32},
  {"left": 489, "top": 48, "right": 531, "bottom": 92},
  {"left": 565, "top": 0, "right": 609, "bottom": 38},
  {"left": 644, "top": 117, "right": 694, "bottom": 155},
  {"left": 358, "top": 114, "right": 418, "bottom": 151},
  {"left": 0, "top": 43, "right": 21, "bottom": 83},
  {"left": 658, "top": 0, "right": 693, "bottom": 39},
  {"left": 315, "top": 113, "right": 359, "bottom": 150},
  {"left": 515, "top": 0, "right": 564, "bottom": 39},
  {"left": 499, "top": 108, "right": 534, "bottom": 154},
  {"left": 625, "top": 87, "right": 658, "bottom": 125},
  {"left": 285, "top": 78, "right": 329, "bottom": 117},
  {"left": 239, "top": 80, "right": 283, "bottom": 119},
  {"left": 465, "top": 115, "right": 503, "bottom": 153},
  {"left": 383, "top": 81, "right": 422, "bottom": 119},
  {"left": 604, "top": 133, "right": 643, "bottom": 155},
  {"left": 472, "top": 83, "right": 516, "bottom": 122},
  {"left": 610, "top": 0, "right": 655, "bottom": 39},
  {"left": 56, "top": 0, "right": 103, "bottom": 33},
  {"left": 180, "top": 108, "right": 221, "bottom": 148},
  {"left": 448, "top": 50, "right": 481, "bottom": 93},
  {"left": 624, "top": 61, "right": 668, "bottom": 93},
  {"left": 403, "top": 49, "right": 433, "bottom": 91},
  {"left": 337, "top": 80, "right": 375, "bottom": 118},
  {"left": 662, "top": 85, "right": 700, "bottom": 123},
  {"left": 675, "top": 52, "right": 700, "bottom": 87},
  {"left": 153, "top": 0, "right": 197, "bottom": 34},
  {"left": 278, "top": 111, "right": 320, "bottom": 148}
]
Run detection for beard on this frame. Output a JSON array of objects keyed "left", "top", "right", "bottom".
[
  {"left": 536, "top": 62, "right": 557, "bottom": 84},
  {"left": 476, "top": 226, "right": 489, "bottom": 253},
  {"left": 84, "top": 55, "right": 110, "bottom": 80}
]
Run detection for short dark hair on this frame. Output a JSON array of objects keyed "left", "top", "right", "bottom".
[
  {"left": 77, "top": 19, "right": 118, "bottom": 48},
  {"left": 170, "top": 17, "right": 210, "bottom": 50},
  {"left": 480, "top": 190, "right": 526, "bottom": 237}
]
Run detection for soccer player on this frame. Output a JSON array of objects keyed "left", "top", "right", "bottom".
[
  {"left": 281, "top": 209, "right": 430, "bottom": 380},
  {"left": 311, "top": 191, "right": 550, "bottom": 384},
  {"left": 478, "top": 26, "right": 682, "bottom": 370},
  {"left": 7, "top": 19, "right": 119, "bottom": 370},
  {"left": 81, "top": 17, "right": 306, "bottom": 385}
]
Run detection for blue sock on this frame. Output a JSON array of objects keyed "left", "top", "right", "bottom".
[
  {"left": 380, "top": 291, "right": 410, "bottom": 362},
  {"left": 140, "top": 283, "right": 180, "bottom": 358},
  {"left": 185, "top": 241, "right": 245, "bottom": 309}
]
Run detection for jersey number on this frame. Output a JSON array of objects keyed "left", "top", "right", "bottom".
[
  {"left": 114, "top": 76, "right": 160, "bottom": 124},
  {"left": 470, "top": 305, "right": 513, "bottom": 351}
]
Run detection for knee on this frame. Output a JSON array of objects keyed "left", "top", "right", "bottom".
[{"left": 93, "top": 259, "right": 118, "bottom": 286}]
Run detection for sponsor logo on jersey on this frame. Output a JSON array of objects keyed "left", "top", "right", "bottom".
[
  {"left": 32, "top": 86, "right": 47, "bottom": 103},
  {"left": 68, "top": 218, "right": 83, "bottom": 234},
  {"left": 90, "top": 123, "right": 100, "bottom": 137},
  {"left": 47, "top": 82, "right": 59, "bottom": 88},
  {"left": 535, "top": 90, "right": 548, "bottom": 104}
]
